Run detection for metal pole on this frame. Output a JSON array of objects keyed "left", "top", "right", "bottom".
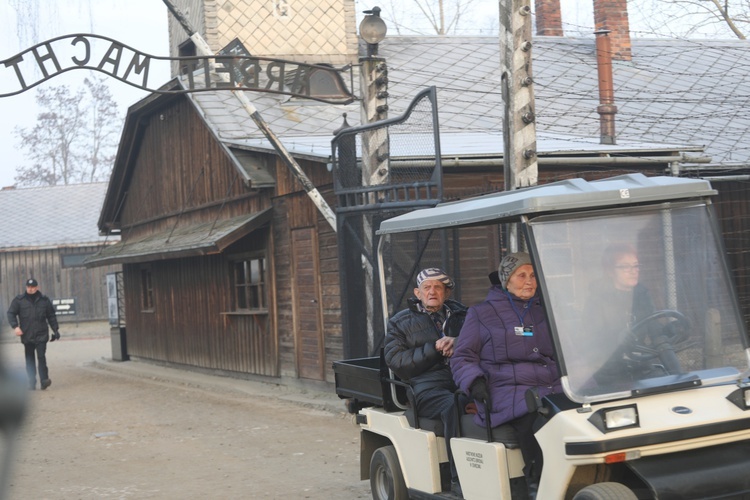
[
  {"left": 595, "top": 30, "right": 617, "bottom": 145},
  {"left": 161, "top": 0, "right": 337, "bottom": 231}
]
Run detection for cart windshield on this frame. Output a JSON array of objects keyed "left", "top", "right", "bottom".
[{"left": 530, "top": 201, "right": 750, "bottom": 403}]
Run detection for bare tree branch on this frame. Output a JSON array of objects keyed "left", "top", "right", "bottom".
[
  {"left": 639, "top": 0, "right": 749, "bottom": 39},
  {"left": 705, "top": 0, "right": 747, "bottom": 38},
  {"left": 371, "top": 0, "right": 488, "bottom": 36},
  {"left": 13, "top": 76, "right": 121, "bottom": 187}
]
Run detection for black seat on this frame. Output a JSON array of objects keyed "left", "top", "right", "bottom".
[
  {"left": 459, "top": 414, "right": 520, "bottom": 448},
  {"left": 404, "top": 407, "right": 444, "bottom": 436}
]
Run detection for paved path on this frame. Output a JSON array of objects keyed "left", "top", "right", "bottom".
[{"left": 0, "top": 330, "right": 370, "bottom": 499}]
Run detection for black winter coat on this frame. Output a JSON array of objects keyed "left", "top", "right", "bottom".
[
  {"left": 7, "top": 292, "right": 59, "bottom": 344},
  {"left": 384, "top": 298, "right": 467, "bottom": 403}
]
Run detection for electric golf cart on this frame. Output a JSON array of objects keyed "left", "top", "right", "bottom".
[{"left": 334, "top": 174, "right": 750, "bottom": 499}]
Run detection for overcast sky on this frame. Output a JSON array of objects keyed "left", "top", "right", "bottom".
[
  {"left": 0, "top": 0, "right": 171, "bottom": 189},
  {"left": 0, "top": 0, "right": 725, "bottom": 188}
]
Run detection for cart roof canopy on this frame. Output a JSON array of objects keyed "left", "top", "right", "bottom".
[{"left": 376, "top": 174, "right": 717, "bottom": 235}]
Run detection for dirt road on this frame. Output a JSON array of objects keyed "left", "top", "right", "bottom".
[{"left": 0, "top": 331, "right": 370, "bottom": 499}]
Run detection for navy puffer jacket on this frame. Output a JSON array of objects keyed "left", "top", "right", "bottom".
[{"left": 384, "top": 298, "right": 467, "bottom": 405}]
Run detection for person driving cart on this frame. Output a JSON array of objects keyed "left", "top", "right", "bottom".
[
  {"left": 587, "top": 243, "right": 655, "bottom": 333},
  {"left": 451, "top": 252, "right": 561, "bottom": 500},
  {"left": 585, "top": 243, "right": 685, "bottom": 388}
]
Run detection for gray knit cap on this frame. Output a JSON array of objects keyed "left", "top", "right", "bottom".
[{"left": 498, "top": 252, "right": 532, "bottom": 289}]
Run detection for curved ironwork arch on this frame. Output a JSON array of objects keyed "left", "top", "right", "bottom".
[{"left": 0, "top": 34, "right": 355, "bottom": 104}]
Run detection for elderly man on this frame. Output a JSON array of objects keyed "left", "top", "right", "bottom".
[
  {"left": 384, "top": 268, "right": 468, "bottom": 496},
  {"left": 7, "top": 278, "right": 60, "bottom": 390}
]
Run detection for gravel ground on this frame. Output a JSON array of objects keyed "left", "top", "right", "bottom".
[{"left": 0, "top": 323, "right": 371, "bottom": 499}]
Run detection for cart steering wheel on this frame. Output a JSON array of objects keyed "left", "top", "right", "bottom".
[{"left": 625, "top": 309, "right": 692, "bottom": 373}]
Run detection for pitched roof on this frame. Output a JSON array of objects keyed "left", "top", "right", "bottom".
[
  {"left": 0, "top": 183, "right": 116, "bottom": 249},
  {"left": 531, "top": 37, "right": 750, "bottom": 168},
  {"left": 384, "top": 36, "right": 750, "bottom": 168},
  {"left": 184, "top": 36, "right": 750, "bottom": 168}
]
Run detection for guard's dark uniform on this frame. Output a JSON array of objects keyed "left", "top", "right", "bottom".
[{"left": 7, "top": 290, "right": 59, "bottom": 389}]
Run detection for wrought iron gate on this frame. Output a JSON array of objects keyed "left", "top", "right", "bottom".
[{"left": 332, "top": 86, "right": 450, "bottom": 358}]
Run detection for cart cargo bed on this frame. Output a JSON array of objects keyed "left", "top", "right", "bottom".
[{"left": 333, "top": 354, "right": 400, "bottom": 412}]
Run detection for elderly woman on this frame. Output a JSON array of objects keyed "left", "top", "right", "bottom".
[{"left": 451, "top": 252, "right": 561, "bottom": 499}]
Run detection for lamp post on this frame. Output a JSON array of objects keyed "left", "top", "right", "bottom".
[{"left": 358, "top": 7, "right": 389, "bottom": 355}]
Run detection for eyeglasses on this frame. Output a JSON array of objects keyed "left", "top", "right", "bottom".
[{"left": 615, "top": 264, "right": 640, "bottom": 272}]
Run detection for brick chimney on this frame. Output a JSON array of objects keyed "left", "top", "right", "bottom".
[
  {"left": 535, "top": 0, "right": 564, "bottom": 36},
  {"left": 593, "top": 0, "right": 632, "bottom": 60}
]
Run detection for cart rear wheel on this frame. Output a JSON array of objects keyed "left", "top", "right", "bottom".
[
  {"left": 573, "top": 482, "right": 638, "bottom": 500},
  {"left": 370, "top": 445, "right": 408, "bottom": 500}
]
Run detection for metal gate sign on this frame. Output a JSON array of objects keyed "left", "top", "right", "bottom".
[{"left": 1, "top": 34, "right": 355, "bottom": 104}]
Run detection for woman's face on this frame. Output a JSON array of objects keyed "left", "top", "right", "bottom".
[
  {"left": 506, "top": 264, "right": 537, "bottom": 300},
  {"left": 612, "top": 253, "right": 640, "bottom": 291}
]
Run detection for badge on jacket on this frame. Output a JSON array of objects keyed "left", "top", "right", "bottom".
[{"left": 515, "top": 326, "right": 533, "bottom": 336}]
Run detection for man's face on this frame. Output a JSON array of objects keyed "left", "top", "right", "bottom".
[
  {"left": 26, "top": 285, "right": 38, "bottom": 294},
  {"left": 414, "top": 280, "right": 449, "bottom": 312}
]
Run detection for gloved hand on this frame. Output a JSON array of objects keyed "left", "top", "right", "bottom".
[
  {"left": 50, "top": 331, "right": 60, "bottom": 342},
  {"left": 469, "top": 377, "right": 489, "bottom": 403}
]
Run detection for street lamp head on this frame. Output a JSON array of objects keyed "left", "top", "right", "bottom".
[{"left": 359, "top": 6, "right": 387, "bottom": 45}]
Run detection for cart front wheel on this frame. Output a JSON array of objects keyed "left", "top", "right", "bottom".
[
  {"left": 370, "top": 445, "right": 408, "bottom": 500},
  {"left": 573, "top": 482, "right": 638, "bottom": 500}
]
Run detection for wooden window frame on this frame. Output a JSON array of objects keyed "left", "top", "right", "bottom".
[
  {"left": 60, "top": 252, "right": 94, "bottom": 268},
  {"left": 140, "top": 267, "right": 154, "bottom": 312},
  {"left": 231, "top": 254, "right": 268, "bottom": 313}
]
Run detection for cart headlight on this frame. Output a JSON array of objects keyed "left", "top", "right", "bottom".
[
  {"left": 588, "top": 404, "right": 639, "bottom": 433},
  {"left": 727, "top": 386, "right": 750, "bottom": 410}
]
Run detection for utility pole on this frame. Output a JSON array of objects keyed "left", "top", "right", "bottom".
[
  {"left": 500, "top": 0, "right": 537, "bottom": 252},
  {"left": 161, "top": 0, "right": 338, "bottom": 232},
  {"left": 500, "top": 0, "right": 538, "bottom": 190}
]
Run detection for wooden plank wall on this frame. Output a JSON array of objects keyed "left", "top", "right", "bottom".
[
  {"left": 118, "top": 98, "right": 260, "bottom": 237},
  {"left": 122, "top": 248, "right": 277, "bottom": 376},
  {"left": 272, "top": 195, "right": 296, "bottom": 378},
  {"left": 0, "top": 246, "right": 120, "bottom": 325},
  {"left": 318, "top": 208, "right": 342, "bottom": 384},
  {"left": 291, "top": 228, "right": 325, "bottom": 380},
  {"left": 273, "top": 156, "right": 342, "bottom": 382},
  {"left": 118, "top": 97, "right": 278, "bottom": 375}
]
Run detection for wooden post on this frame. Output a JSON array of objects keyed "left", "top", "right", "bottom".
[
  {"left": 359, "top": 53, "right": 389, "bottom": 355},
  {"left": 359, "top": 57, "right": 390, "bottom": 193},
  {"left": 500, "top": 0, "right": 537, "bottom": 251},
  {"left": 500, "top": 0, "right": 538, "bottom": 190}
]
